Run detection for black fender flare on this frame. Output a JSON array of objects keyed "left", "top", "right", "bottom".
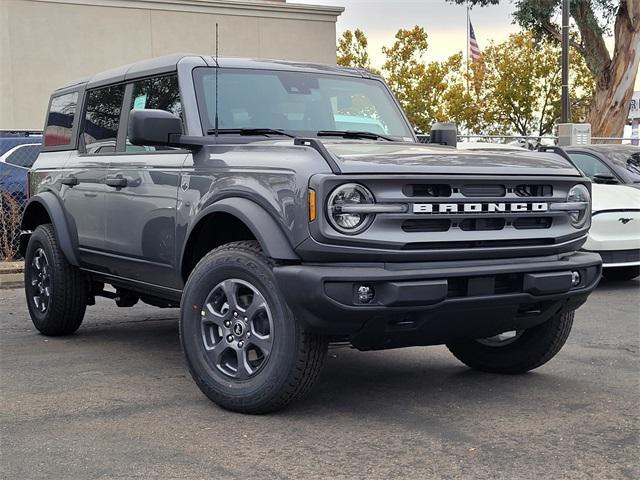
[
  {"left": 181, "top": 197, "right": 299, "bottom": 269},
  {"left": 20, "top": 192, "right": 80, "bottom": 266}
]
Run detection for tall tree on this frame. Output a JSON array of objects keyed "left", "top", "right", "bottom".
[
  {"left": 448, "top": 0, "right": 640, "bottom": 138},
  {"left": 472, "top": 32, "right": 594, "bottom": 137}
]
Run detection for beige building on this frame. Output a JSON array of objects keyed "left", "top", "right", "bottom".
[{"left": 0, "top": 0, "right": 343, "bottom": 129}]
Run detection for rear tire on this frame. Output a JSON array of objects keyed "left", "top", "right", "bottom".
[
  {"left": 446, "top": 311, "right": 574, "bottom": 374},
  {"left": 24, "top": 224, "right": 88, "bottom": 336},
  {"left": 180, "top": 241, "right": 328, "bottom": 414},
  {"left": 602, "top": 266, "right": 639, "bottom": 282}
]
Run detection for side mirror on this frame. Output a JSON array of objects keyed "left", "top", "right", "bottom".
[
  {"left": 593, "top": 173, "right": 618, "bottom": 184},
  {"left": 128, "top": 109, "right": 184, "bottom": 147}
]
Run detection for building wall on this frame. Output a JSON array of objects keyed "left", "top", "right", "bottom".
[{"left": 0, "top": 0, "right": 343, "bottom": 129}]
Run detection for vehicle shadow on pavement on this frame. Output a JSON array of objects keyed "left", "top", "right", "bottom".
[{"left": 59, "top": 314, "right": 583, "bottom": 419}]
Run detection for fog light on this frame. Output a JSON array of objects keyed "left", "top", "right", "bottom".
[
  {"left": 571, "top": 270, "right": 581, "bottom": 287},
  {"left": 357, "top": 285, "right": 375, "bottom": 304}
]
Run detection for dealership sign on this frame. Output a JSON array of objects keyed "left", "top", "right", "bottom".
[{"left": 630, "top": 91, "right": 640, "bottom": 120}]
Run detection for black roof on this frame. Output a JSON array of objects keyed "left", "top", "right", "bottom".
[{"left": 55, "top": 54, "right": 375, "bottom": 92}]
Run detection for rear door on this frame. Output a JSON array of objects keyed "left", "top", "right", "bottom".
[
  {"left": 62, "top": 84, "right": 126, "bottom": 271},
  {"left": 104, "top": 74, "right": 187, "bottom": 289}
]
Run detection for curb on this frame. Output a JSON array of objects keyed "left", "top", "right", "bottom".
[{"left": 0, "top": 261, "right": 24, "bottom": 290}]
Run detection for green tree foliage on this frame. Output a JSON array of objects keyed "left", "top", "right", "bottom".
[
  {"left": 470, "top": 32, "right": 595, "bottom": 137},
  {"left": 381, "top": 26, "right": 467, "bottom": 132}
]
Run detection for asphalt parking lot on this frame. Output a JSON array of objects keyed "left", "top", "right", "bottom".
[{"left": 1, "top": 279, "right": 638, "bottom": 480}]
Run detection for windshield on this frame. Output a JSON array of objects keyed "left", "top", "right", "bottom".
[
  {"left": 193, "top": 68, "right": 414, "bottom": 140},
  {"left": 602, "top": 147, "right": 640, "bottom": 182}
]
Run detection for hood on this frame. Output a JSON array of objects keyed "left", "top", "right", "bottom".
[
  {"left": 321, "top": 141, "right": 582, "bottom": 176},
  {"left": 591, "top": 183, "right": 640, "bottom": 212}
]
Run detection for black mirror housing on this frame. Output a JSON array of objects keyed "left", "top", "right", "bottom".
[
  {"left": 128, "top": 109, "right": 183, "bottom": 147},
  {"left": 593, "top": 173, "right": 618, "bottom": 185}
]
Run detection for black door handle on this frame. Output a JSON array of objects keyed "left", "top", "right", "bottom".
[
  {"left": 106, "top": 175, "right": 127, "bottom": 188},
  {"left": 61, "top": 176, "right": 79, "bottom": 186}
]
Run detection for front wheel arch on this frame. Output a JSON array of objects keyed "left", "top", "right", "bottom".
[{"left": 180, "top": 198, "right": 299, "bottom": 282}]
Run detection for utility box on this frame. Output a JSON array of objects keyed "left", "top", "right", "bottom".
[{"left": 557, "top": 123, "right": 591, "bottom": 146}]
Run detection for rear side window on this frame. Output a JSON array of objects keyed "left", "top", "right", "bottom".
[
  {"left": 126, "top": 75, "right": 182, "bottom": 152},
  {"left": 44, "top": 93, "right": 78, "bottom": 147},
  {"left": 82, "top": 85, "right": 126, "bottom": 153},
  {"left": 5, "top": 145, "right": 42, "bottom": 168}
]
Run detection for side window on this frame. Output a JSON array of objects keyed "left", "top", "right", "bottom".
[
  {"left": 5, "top": 145, "right": 42, "bottom": 168},
  {"left": 44, "top": 92, "right": 78, "bottom": 148},
  {"left": 82, "top": 85, "right": 126, "bottom": 154},
  {"left": 568, "top": 153, "right": 617, "bottom": 179},
  {"left": 126, "top": 75, "right": 182, "bottom": 152}
]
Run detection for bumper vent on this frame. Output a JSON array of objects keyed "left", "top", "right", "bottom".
[{"left": 402, "top": 219, "right": 451, "bottom": 232}]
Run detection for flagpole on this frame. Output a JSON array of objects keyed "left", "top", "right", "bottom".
[
  {"left": 466, "top": 5, "right": 470, "bottom": 97},
  {"left": 466, "top": 4, "right": 470, "bottom": 141}
]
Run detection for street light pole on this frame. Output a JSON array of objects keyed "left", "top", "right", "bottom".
[{"left": 561, "top": 0, "right": 571, "bottom": 123}]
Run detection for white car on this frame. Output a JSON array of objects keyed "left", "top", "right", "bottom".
[{"left": 583, "top": 183, "right": 640, "bottom": 281}]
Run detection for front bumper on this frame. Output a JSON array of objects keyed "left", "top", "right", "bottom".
[
  {"left": 584, "top": 248, "right": 640, "bottom": 267},
  {"left": 274, "top": 251, "right": 602, "bottom": 350}
]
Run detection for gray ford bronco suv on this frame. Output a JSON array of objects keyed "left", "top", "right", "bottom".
[{"left": 22, "top": 55, "right": 601, "bottom": 413}]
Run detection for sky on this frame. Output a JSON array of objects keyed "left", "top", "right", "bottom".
[{"left": 295, "top": 0, "right": 639, "bottom": 89}]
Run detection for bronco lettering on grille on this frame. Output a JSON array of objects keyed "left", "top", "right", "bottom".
[{"left": 413, "top": 203, "right": 549, "bottom": 214}]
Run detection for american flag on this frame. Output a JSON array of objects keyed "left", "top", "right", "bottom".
[{"left": 469, "top": 20, "right": 481, "bottom": 61}]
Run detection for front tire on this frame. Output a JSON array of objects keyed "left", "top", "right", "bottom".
[
  {"left": 602, "top": 266, "right": 639, "bottom": 282},
  {"left": 180, "top": 241, "right": 328, "bottom": 414},
  {"left": 24, "top": 224, "right": 88, "bottom": 336},
  {"left": 446, "top": 311, "right": 574, "bottom": 374}
]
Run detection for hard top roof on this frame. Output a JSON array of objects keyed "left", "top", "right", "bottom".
[{"left": 54, "top": 54, "right": 374, "bottom": 92}]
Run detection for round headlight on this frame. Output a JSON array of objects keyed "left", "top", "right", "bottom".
[
  {"left": 327, "top": 183, "right": 375, "bottom": 234},
  {"left": 567, "top": 184, "right": 591, "bottom": 228}
]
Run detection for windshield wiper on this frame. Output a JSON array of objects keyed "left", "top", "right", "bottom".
[
  {"left": 206, "top": 128, "right": 296, "bottom": 138},
  {"left": 316, "top": 130, "right": 395, "bottom": 141}
]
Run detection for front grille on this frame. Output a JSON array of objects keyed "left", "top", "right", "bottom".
[{"left": 314, "top": 174, "right": 585, "bottom": 260}]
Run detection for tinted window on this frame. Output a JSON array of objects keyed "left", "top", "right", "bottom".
[
  {"left": 5, "top": 145, "right": 42, "bottom": 168},
  {"left": 44, "top": 93, "right": 78, "bottom": 147},
  {"left": 126, "top": 75, "right": 181, "bottom": 151},
  {"left": 568, "top": 153, "right": 617, "bottom": 180},
  {"left": 82, "top": 85, "right": 125, "bottom": 153},
  {"left": 601, "top": 147, "right": 640, "bottom": 180}
]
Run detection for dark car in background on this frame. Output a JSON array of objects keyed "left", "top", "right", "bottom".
[
  {"left": 0, "top": 132, "right": 42, "bottom": 156},
  {"left": 1, "top": 142, "right": 42, "bottom": 259},
  {"left": 564, "top": 144, "right": 640, "bottom": 187}
]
